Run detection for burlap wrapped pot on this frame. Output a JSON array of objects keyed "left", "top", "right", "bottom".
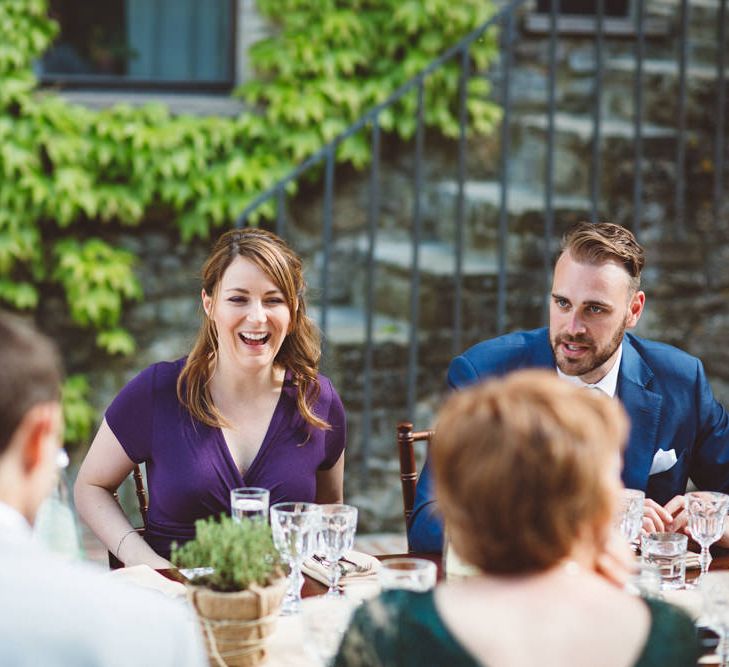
[{"left": 186, "top": 578, "right": 288, "bottom": 667}]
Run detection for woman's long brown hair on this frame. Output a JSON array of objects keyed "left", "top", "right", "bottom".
[{"left": 177, "top": 228, "right": 329, "bottom": 431}]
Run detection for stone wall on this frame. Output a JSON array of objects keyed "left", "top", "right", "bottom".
[{"left": 49, "top": 1, "right": 729, "bottom": 534}]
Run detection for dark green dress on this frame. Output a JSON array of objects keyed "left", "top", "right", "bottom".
[{"left": 333, "top": 590, "right": 699, "bottom": 667}]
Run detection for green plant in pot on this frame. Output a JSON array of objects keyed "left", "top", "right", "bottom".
[{"left": 172, "top": 515, "right": 287, "bottom": 667}]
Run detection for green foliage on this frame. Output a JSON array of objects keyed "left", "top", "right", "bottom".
[
  {"left": 172, "top": 515, "right": 284, "bottom": 593},
  {"left": 61, "top": 374, "right": 96, "bottom": 446},
  {"left": 52, "top": 238, "right": 142, "bottom": 340},
  {"left": 0, "top": 0, "right": 499, "bottom": 447},
  {"left": 243, "top": 0, "right": 500, "bottom": 160}
]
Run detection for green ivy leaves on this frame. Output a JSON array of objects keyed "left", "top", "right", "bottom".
[
  {"left": 0, "top": 0, "right": 499, "bottom": 448},
  {"left": 52, "top": 238, "right": 142, "bottom": 351},
  {"left": 61, "top": 374, "right": 96, "bottom": 446}
]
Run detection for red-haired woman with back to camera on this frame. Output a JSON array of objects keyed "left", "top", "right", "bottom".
[{"left": 335, "top": 370, "right": 698, "bottom": 667}]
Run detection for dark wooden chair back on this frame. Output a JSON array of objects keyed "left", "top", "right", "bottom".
[
  {"left": 397, "top": 421, "right": 434, "bottom": 535},
  {"left": 108, "top": 463, "right": 149, "bottom": 569}
]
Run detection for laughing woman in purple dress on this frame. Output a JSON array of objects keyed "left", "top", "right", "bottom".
[{"left": 74, "top": 229, "right": 346, "bottom": 567}]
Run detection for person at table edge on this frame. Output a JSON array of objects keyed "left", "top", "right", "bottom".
[
  {"left": 408, "top": 221, "right": 729, "bottom": 553},
  {"left": 75, "top": 228, "right": 346, "bottom": 567},
  {"left": 0, "top": 311, "right": 206, "bottom": 666}
]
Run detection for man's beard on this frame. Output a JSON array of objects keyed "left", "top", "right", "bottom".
[{"left": 550, "top": 317, "right": 627, "bottom": 378}]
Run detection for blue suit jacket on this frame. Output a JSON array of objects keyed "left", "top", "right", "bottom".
[{"left": 407, "top": 328, "right": 729, "bottom": 553}]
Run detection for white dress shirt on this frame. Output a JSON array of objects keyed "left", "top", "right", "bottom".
[{"left": 0, "top": 500, "right": 206, "bottom": 666}]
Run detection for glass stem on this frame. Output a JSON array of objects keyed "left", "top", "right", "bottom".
[
  {"left": 285, "top": 560, "right": 304, "bottom": 605},
  {"left": 330, "top": 559, "right": 342, "bottom": 594},
  {"left": 700, "top": 545, "right": 712, "bottom": 580}
]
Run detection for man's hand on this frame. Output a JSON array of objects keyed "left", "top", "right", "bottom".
[
  {"left": 595, "top": 530, "right": 637, "bottom": 588},
  {"left": 642, "top": 497, "right": 674, "bottom": 533}
]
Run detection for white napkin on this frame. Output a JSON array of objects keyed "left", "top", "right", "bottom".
[
  {"left": 302, "top": 550, "right": 380, "bottom": 587},
  {"left": 649, "top": 448, "right": 678, "bottom": 475},
  {"left": 108, "top": 564, "right": 187, "bottom": 598}
]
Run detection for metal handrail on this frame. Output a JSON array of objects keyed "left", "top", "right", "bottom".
[
  {"left": 235, "top": 0, "right": 529, "bottom": 226},
  {"left": 230, "top": 0, "right": 728, "bottom": 474}
]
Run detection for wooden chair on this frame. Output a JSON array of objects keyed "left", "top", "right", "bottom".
[
  {"left": 397, "top": 421, "right": 434, "bottom": 550},
  {"left": 107, "top": 463, "right": 149, "bottom": 569}
]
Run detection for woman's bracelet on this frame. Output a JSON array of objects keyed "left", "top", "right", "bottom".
[{"left": 115, "top": 528, "right": 137, "bottom": 561}]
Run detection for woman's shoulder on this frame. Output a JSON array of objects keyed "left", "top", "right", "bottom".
[{"left": 634, "top": 596, "right": 699, "bottom": 667}]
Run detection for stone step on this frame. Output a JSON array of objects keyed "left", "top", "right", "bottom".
[
  {"left": 603, "top": 56, "right": 729, "bottom": 127},
  {"left": 425, "top": 180, "right": 593, "bottom": 248},
  {"left": 509, "top": 112, "right": 680, "bottom": 198},
  {"left": 649, "top": 0, "right": 725, "bottom": 64},
  {"left": 334, "top": 234, "right": 543, "bottom": 333},
  {"left": 306, "top": 303, "right": 456, "bottom": 414},
  {"left": 308, "top": 304, "right": 410, "bottom": 347},
  {"left": 651, "top": 0, "right": 726, "bottom": 26},
  {"left": 519, "top": 111, "right": 677, "bottom": 144}
]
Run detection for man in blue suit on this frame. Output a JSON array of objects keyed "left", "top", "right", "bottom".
[{"left": 409, "top": 222, "right": 729, "bottom": 553}]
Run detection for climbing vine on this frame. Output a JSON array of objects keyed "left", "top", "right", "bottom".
[{"left": 0, "top": 0, "right": 499, "bottom": 446}]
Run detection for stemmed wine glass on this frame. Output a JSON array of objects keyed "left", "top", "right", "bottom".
[
  {"left": 318, "top": 504, "right": 358, "bottom": 597},
  {"left": 270, "top": 502, "right": 322, "bottom": 615},
  {"left": 699, "top": 572, "right": 729, "bottom": 667},
  {"left": 686, "top": 491, "right": 729, "bottom": 583},
  {"left": 616, "top": 488, "right": 644, "bottom": 545}
]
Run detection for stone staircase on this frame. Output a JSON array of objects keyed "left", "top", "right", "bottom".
[{"left": 279, "top": 0, "right": 729, "bottom": 532}]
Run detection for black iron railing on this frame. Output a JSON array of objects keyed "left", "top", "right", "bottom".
[{"left": 236, "top": 0, "right": 728, "bottom": 466}]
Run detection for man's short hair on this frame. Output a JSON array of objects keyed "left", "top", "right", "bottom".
[
  {"left": 559, "top": 222, "right": 645, "bottom": 291},
  {"left": 432, "top": 369, "right": 628, "bottom": 575},
  {"left": 0, "top": 312, "right": 62, "bottom": 456}
]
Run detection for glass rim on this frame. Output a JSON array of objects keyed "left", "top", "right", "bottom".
[
  {"left": 642, "top": 531, "right": 687, "bottom": 543},
  {"left": 270, "top": 501, "right": 322, "bottom": 514},
  {"left": 380, "top": 557, "right": 437, "bottom": 571},
  {"left": 685, "top": 490, "right": 729, "bottom": 503},
  {"left": 230, "top": 487, "right": 270, "bottom": 495},
  {"left": 319, "top": 503, "right": 358, "bottom": 514}
]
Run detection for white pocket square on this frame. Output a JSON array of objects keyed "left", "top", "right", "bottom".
[{"left": 649, "top": 448, "right": 678, "bottom": 475}]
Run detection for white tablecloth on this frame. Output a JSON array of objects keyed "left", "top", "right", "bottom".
[{"left": 266, "top": 614, "right": 322, "bottom": 667}]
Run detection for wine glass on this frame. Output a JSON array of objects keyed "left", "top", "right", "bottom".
[
  {"left": 699, "top": 572, "right": 729, "bottom": 667},
  {"left": 615, "top": 488, "right": 644, "bottom": 545},
  {"left": 230, "top": 487, "right": 269, "bottom": 522},
  {"left": 270, "top": 502, "right": 322, "bottom": 615},
  {"left": 318, "top": 504, "right": 358, "bottom": 597},
  {"left": 685, "top": 491, "right": 729, "bottom": 583}
]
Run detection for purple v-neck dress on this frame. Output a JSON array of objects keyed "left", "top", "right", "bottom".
[{"left": 106, "top": 358, "right": 346, "bottom": 558}]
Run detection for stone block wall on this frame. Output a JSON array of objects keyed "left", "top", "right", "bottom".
[{"left": 47, "top": 1, "right": 729, "bottom": 535}]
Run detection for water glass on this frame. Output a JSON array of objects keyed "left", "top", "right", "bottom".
[
  {"left": 379, "top": 557, "right": 437, "bottom": 592},
  {"left": 686, "top": 491, "right": 729, "bottom": 583},
  {"left": 641, "top": 532, "right": 687, "bottom": 590},
  {"left": 270, "top": 502, "right": 322, "bottom": 615},
  {"left": 318, "top": 504, "right": 358, "bottom": 597},
  {"left": 230, "top": 487, "right": 270, "bottom": 522},
  {"left": 616, "top": 488, "right": 644, "bottom": 545}
]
